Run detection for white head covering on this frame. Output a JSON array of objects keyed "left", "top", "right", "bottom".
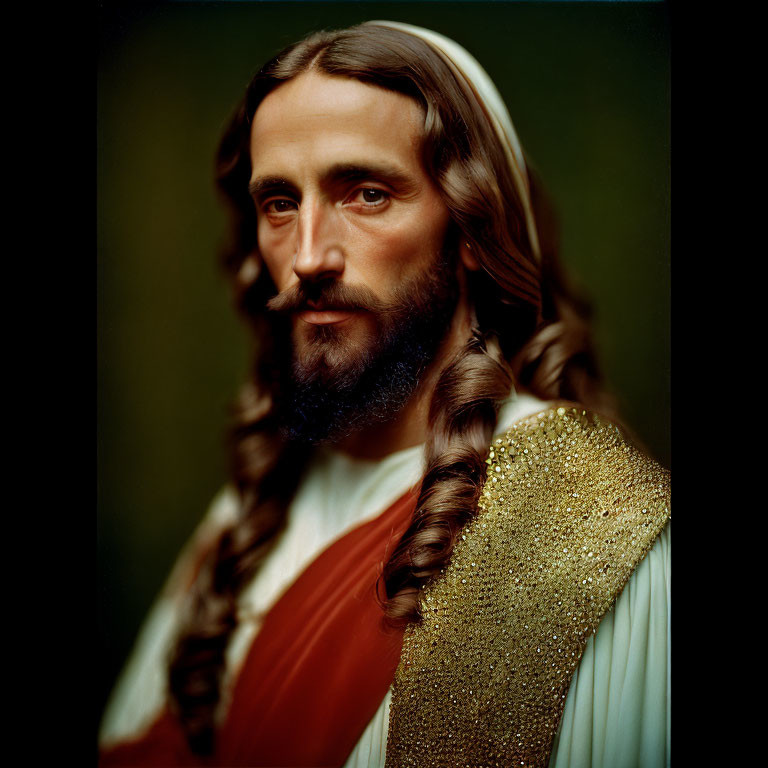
[{"left": 365, "top": 20, "right": 541, "bottom": 263}]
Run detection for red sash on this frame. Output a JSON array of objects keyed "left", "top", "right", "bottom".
[{"left": 101, "top": 488, "right": 417, "bottom": 767}]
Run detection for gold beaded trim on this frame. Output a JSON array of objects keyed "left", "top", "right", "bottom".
[{"left": 386, "top": 407, "right": 670, "bottom": 767}]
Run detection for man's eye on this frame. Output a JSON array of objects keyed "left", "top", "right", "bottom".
[
  {"left": 354, "top": 188, "right": 389, "bottom": 206},
  {"left": 264, "top": 199, "right": 297, "bottom": 215}
]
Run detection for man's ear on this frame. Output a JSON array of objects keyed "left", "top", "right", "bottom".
[
  {"left": 459, "top": 239, "right": 481, "bottom": 272},
  {"left": 236, "top": 251, "right": 262, "bottom": 289}
]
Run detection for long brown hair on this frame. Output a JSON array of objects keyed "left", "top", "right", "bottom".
[{"left": 168, "top": 23, "right": 614, "bottom": 754}]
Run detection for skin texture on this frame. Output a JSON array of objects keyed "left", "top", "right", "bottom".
[{"left": 249, "top": 71, "right": 477, "bottom": 458}]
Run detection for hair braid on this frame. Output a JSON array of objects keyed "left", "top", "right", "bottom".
[
  {"left": 381, "top": 330, "right": 514, "bottom": 622},
  {"left": 168, "top": 365, "right": 310, "bottom": 753}
]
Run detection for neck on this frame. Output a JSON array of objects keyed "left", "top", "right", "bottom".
[{"left": 335, "top": 291, "right": 476, "bottom": 461}]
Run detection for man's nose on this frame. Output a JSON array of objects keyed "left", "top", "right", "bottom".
[{"left": 292, "top": 199, "right": 345, "bottom": 282}]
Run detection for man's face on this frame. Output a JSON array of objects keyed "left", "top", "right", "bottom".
[{"left": 248, "top": 70, "right": 458, "bottom": 442}]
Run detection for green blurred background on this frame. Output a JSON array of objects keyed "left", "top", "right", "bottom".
[{"left": 97, "top": 0, "right": 670, "bottom": 730}]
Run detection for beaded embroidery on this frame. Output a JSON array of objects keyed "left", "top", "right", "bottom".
[{"left": 385, "top": 407, "right": 670, "bottom": 767}]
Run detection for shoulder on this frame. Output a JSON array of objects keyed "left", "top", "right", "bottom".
[
  {"left": 161, "top": 485, "right": 240, "bottom": 599},
  {"left": 100, "top": 486, "right": 241, "bottom": 747},
  {"left": 387, "top": 407, "right": 669, "bottom": 765},
  {"left": 478, "top": 403, "right": 669, "bottom": 623},
  {"left": 484, "top": 404, "right": 670, "bottom": 530}
]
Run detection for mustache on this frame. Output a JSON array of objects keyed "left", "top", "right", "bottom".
[{"left": 266, "top": 280, "right": 394, "bottom": 314}]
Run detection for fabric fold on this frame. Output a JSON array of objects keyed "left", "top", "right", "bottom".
[{"left": 101, "top": 488, "right": 417, "bottom": 767}]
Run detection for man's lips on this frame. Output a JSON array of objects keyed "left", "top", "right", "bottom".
[{"left": 295, "top": 308, "right": 357, "bottom": 325}]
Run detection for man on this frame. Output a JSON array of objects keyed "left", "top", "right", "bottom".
[{"left": 99, "top": 21, "right": 670, "bottom": 768}]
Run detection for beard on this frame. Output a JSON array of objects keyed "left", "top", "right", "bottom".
[{"left": 266, "top": 249, "right": 459, "bottom": 446}]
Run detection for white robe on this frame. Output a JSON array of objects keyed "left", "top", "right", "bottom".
[{"left": 100, "top": 392, "right": 670, "bottom": 768}]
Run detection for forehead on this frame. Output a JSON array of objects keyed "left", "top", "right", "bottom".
[{"left": 249, "top": 71, "right": 426, "bottom": 177}]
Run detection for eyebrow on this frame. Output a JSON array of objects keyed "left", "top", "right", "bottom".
[
  {"left": 248, "top": 176, "right": 297, "bottom": 199},
  {"left": 248, "top": 161, "right": 418, "bottom": 199}
]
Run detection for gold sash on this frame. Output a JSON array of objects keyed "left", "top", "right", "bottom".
[{"left": 386, "top": 407, "right": 670, "bottom": 767}]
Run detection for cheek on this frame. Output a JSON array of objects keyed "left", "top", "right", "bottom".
[
  {"left": 258, "top": 221, "right": 295, "bottom": 290},
  {"left": 350, "top": 207, "right": 449, "bottom": 284}
]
